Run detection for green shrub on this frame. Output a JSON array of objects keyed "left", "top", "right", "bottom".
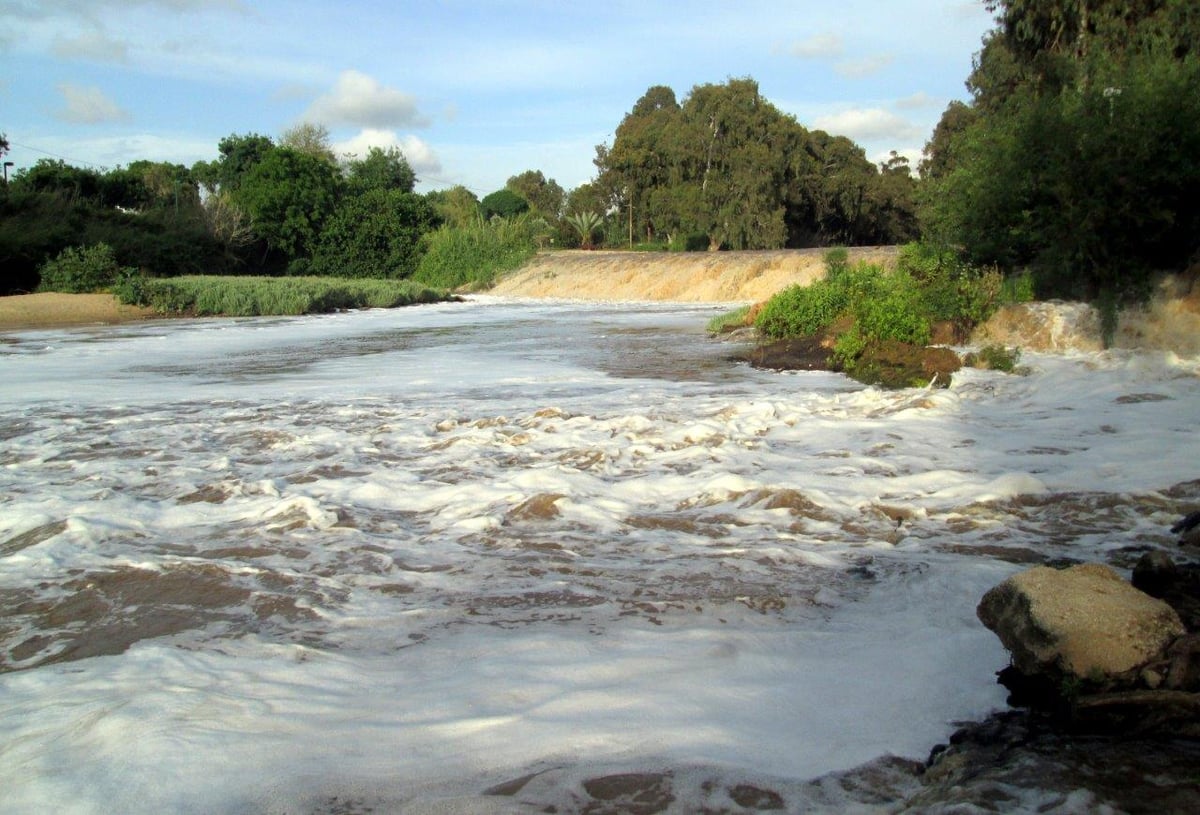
[
  {"left": 852, "top": 274, "right": 932, "bottom": 346},
  {"left": 1000, "top": 270, "right": 1036, "bottom": 304},
  {"left": 37, "top": 243, "right": 125, "bottom": 293},
  {"left": 116, "top": 275, "right": 448, "bottom": 316},
  {"left": 823, "top": 246, "right": 849, "bottom": 278},
  {"left": 706, "top": 304, "right": 752, "bottom": 334},
  {"left": 669, "top": 233, "right": 709, "bottom": 252},
  {"left": 754, "top": 279, "right": 848, "bottom": 339},
  {"left": 413, "top": 216, "right": 538, "bottom": 290}
]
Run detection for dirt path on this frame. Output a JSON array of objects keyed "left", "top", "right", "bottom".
[{"left": 0, "top": 293, "right": 159, "bottom": 331}]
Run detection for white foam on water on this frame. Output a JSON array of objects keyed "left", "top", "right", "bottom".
[{"left": 1, "top": 298, "right": 1198, "bottom": 813}]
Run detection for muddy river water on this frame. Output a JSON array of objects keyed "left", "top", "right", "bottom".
[{"left": 1, "top": 297, "right": 1198, "bottom": 813}]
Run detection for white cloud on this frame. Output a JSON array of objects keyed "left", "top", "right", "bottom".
[
  {"left": 55, "top": 84, "right": 131, "bottom": 124},
  {"left": 834, "top": 53, "right": 895, "bottom": 79},
  {"left": 304, "top": 71, "right": 428, "bottom": 129},
  {"left": 813, "top": 108, "right": 921, "bottom": 143},
  {"left": 786, "top": 32, "right": 843, "bottom": 60},
  {"left": 51, "top": 30, "right": 128, "bottom": 62},
  {"left": 894, "top": 91, "right": 939, "bottom": 110},
  {"left": 334, "top": 129, "right": 442, "bottom": 177}
]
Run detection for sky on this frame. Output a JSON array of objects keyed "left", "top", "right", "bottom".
[{"left": 0, "top": 0, "right": 997, "bottom": 196}]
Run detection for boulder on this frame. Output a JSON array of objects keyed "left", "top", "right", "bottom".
[{"left": 977, "top": 563, "right": 1186, "bottom": 686}]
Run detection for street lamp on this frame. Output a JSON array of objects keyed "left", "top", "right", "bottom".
[{"left": 2, "top": 161, "right": 12, "bottom": 184}]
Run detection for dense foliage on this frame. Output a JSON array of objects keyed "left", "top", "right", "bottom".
[
  {"left": 593, "top": 79, "right": 918, "bottom": 251},
  {"left": 37, "top": 243, "right": 129, "bottom": 294},
  {"left": 413, "top": 215, "right": 540, "bottom": 290},
  {"left": 921, "top": 0, "right": 1200, "bottom": 304},
  {"left": 753, "top": 246, "right": 1022, "bottom": 366}
]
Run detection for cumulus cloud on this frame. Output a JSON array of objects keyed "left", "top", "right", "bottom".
[
  {"left": 813, "top": 108, "right": 921, "bottom": 143},
  {"left": 334, "top": 129, "right": 442, "bottom": 176},
  {"left": 304, "top": 71, "right": 428, "bottom": 129},
  {"left": 894, "top": 91, "right": 939, "bottom": 110},
  {"left": 833, "top": 53, "right": 895, "bottom": 79},
  {"left": 786, "top": 32, "right": 843, "bottom": 60},
  {"left": 51, "top": 30, "right": 129, "bottom": 62},
  {"left": 55, "top": 83, "right": 131, "bottom": 124}
]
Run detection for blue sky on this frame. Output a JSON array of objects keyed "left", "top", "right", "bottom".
[{"left": 1, "top": 0, "right": 996, "bottom": 195}]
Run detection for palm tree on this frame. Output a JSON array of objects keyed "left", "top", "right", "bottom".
[{"left": 565, "top": 210, "right": 603, "bottom": 250}]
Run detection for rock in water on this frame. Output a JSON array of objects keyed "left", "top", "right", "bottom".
[
  {"left": 977, "top": 563, "right": 1185, "bottom": 685},
  {"left": 1171, "top": 510, "right": 1200, "bottom": 546}
]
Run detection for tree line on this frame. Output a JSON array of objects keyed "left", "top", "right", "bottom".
[{"left": 2, "top": 0, "right": 1196, "bottom": 302}]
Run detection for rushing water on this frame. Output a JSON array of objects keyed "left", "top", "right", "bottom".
[{"left": 1, "top": 297, "right": 1198, "bottom": 813}]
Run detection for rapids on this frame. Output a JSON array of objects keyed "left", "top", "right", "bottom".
[{"left": 1, "top": 296, "right": 1198, "bottom": 813}]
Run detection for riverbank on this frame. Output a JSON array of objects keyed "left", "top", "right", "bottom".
[
  {"left": 490, "top": 246, "right": 899, "bottom": 302},
  {"left": 0, "top": 292, "right": 159, "bottom": 331}
]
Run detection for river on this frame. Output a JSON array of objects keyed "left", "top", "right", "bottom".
[{"left": 1, "top": 297, "right": 1198, "bottom": 813}]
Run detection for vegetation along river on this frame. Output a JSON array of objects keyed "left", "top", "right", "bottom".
[{"left": 1, "top": 296, "right": 1198, "bottom": 813}]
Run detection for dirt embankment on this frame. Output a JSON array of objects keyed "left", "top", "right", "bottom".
[
  {"left": 0, "top": 292, "right": 158, "bottom": 331},
  {"left": 489, "top": 247, "right": 899, "bottom": 303}
]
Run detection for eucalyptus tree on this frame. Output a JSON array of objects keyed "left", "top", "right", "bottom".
[{"left": 922, "top": 0, "right": 1200, "bottom": 303}]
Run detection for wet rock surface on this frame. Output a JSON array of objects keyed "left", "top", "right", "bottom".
[{"left": 908, "top": 710, "right": 1200, "bottom": 814}]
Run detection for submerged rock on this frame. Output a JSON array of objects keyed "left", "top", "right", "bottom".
[{"left": 745, "top": 336, "right": 962, "bottom": 389}]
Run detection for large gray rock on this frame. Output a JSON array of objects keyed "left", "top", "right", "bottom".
[{"left": 977, "top": 563, "right": 1185, "bottom": 683}]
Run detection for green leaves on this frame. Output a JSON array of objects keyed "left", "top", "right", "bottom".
[
  {"left": 564, "top": 211, "right": 603, "bottom": 250},
  {"left": 928, "top": 1, "right": 1200, "bottom": 304},
  {"left": 310, "top": 189, "right": 438, "bottom": 278}
]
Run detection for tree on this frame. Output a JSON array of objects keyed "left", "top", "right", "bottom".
[
  {"left": 595, "top": 85, "right": 681, "bottom": 244},
  {"left": 922, "top": 0, "right": 1200, "bottom": 305},
  {"left": 506, "top": 170, "right": 565, "bottom": 220},
  {"left": 480, "top": 188, "right": 529, "bottom": 220},
  {"left": 194, "top": 133, "right": 275, "bottom": 195},
  {"left": 425, "top": 185, "right": 480, "bottom": 228},
  {"left": 281, "top": 122, "right": 336, "bottom": 164},
  {"left": 344, "top": 146, "right": 416, "bottom": 195},
  {"left": 233, "top": 147, "right": 341, "bottom": 263},
  {"left": 310, "top": 189, "right": 438, "bottom": 278},
  {"left": 565, "top": 211, "right": 604, "bottom": 250}
]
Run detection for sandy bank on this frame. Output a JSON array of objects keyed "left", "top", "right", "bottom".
[
  {"left": 0, "top": 293, "right": 159, "bottom": 331},
  {"left": 490, "top": 247, "right": 899, "bottom": 303}
]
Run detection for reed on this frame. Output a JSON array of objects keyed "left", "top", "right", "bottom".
[
  {"left": 413, "top": 216, "right": 539, "bottom": 291},
  {"left": 116, "top": 275, "right": 448, "bottom": 317}
]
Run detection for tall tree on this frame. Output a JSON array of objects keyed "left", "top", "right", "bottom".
[
  {"left": 595, "top": 85, "right": 681, "bottom": 245},
  {"left": 923, "top": 0, "right": 1200, "bottom": 302},
  {"left": 425, "top": 185, "right": 480, "bottom": 227},
  {"left": 193, "top": 133, "right": 275, "bottom": 195},
  {"left": 281, "top": 122, "right": 336, "bottom": 164},
  {"left": 344, "top": 146, "right": 416, "bottom": 194},
  {"left": 310, "top": 189, "right": 438, "bottom": 278},
  {"left": 233, "top": 147, "right": 341, "bottom": 264},
  {"left": 506, "top": 170, "right": 565, "bottom": 220}
]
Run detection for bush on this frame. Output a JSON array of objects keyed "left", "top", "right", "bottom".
[
  {"left": 669, "top": 233, "right": 709, "bottom": 252},
  {"left": 37, "top": 243, "right": 125, "bottom": 293},
  {"left": 413, "top": 216, "right": 539, "bottom": 290},
  {"left": 754, "top": 279, "right": 848, "bottom": 339}
]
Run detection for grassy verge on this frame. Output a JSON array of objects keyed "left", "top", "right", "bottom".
[{"left": 115, "top": 275, "right": 450, "bottom": 317}]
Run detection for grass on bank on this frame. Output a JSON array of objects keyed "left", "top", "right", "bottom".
[{"left": 114, "top": 274, "right": 449, "bottom": 317}]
